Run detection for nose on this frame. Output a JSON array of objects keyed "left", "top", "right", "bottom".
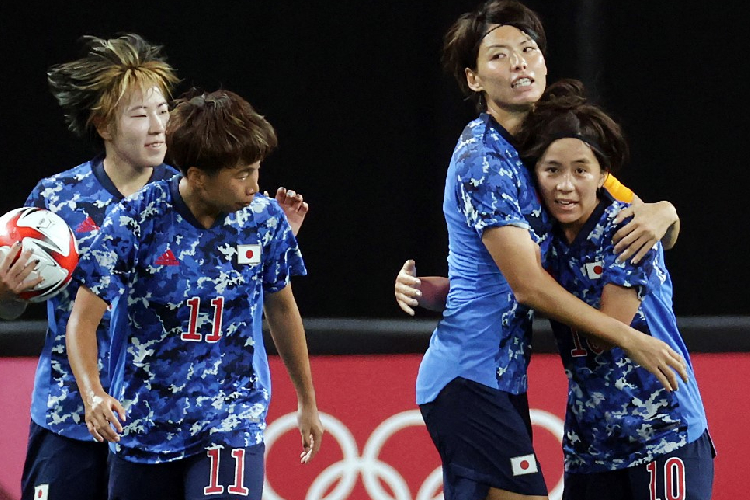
[
  {"left": 510, "top": 50, "right": 528, "bottom": 70},
  {"left": 247, "top": 179, "right": 259, "bottom": 197},
  {"left": 149, "top": 112, "right": 166, "bottom": 134},
  {"left": 556, "top": 173, "right": 574, "bottom": 192}
]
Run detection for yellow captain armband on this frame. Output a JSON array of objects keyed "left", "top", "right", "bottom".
[{"left": 603, "top": 174, "right": 635, "bottom": 203}]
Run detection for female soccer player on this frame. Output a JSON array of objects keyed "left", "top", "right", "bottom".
[
  {"left": 518, "top": 79, "right": 713, "bottom": 500},
  {"left": 66, "top": 89, "right": 323, "bottom": 500},
  {"left": 395, "top": 2, "right": 686, "bottom": 499},
  {"left": 15, "top": 33, "right": 179, "bottom": 500}
]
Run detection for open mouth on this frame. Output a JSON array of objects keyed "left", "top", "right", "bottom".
[
  {"left": 555, "top": 200, "right": 577, "bottom": 207},
  {"left": 512, "top": 77, "right": 533, "bottom": 89}
]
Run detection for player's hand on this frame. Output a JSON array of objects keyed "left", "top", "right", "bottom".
[
  {"left": 622, "top": 330, "right": 688, "bottom": 392},
  {"left": 613, "top": 197, "right": 677, "bottom": 264},
  {"left": 84, "top": 390, "right": 126, "bottom": 443},
  {"left": 269, "top": 187, "right": 309, "bottom": 237},
  {"left": 297, "top": 402, "right": 324, "bottom": 464},
  {"left": 0, "top": 242, "right": 43, "bottom": 300},
  {"left": 395, "top": 260, "right": 421, "bottom": 316}
]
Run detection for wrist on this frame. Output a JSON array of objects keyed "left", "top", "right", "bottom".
[
  {"left": 659, "top": 201, "right": 678, "bottom": 223},
  {"left": 297, "top": 393, "right": 317, "bottom": 409}
]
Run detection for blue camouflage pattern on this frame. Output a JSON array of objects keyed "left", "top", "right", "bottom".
[
  {"left": 545, "top": 192, "right": 708, "bottom": 473},
  {"left": 78, "top": 177, "right": 306, "bottom": 463},
  {"left": 25, "top": 156, "right": 176, "bottom": 441},
  {"left": 417, "top": 113, "right": 551, "bottom": 405}
]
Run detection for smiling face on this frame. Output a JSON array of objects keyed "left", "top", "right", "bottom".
[
  {"left": 466, "top": 24, "right": 547, "bottom": 119},
  {"left": 535, "top": 138, "right": 607, "bottom": 242},
  {"left": 99, "top": 86, "right": 170, "bottom": 170}
]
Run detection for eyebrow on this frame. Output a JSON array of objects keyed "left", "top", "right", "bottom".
[
  {"left": 485, "top": 38, "right": 535, "bottom": 50},
  {"left": 542, "top": 158, "right": 591, "bottom": 165},
  {"left": 127, "top": 101, "right": 168, "bottom": 112}
]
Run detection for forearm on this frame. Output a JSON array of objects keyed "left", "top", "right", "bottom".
[
  {"left": 516, "top": 268, "right": 638, "bottom": 350},
  {"left": 483, "top": 226, "right": 637, "bottom": 350},
  {"left": 264, "top": 291, "right": 316, "bottom": 406},
  {"left": 66, "top": 288, "right": 108, "bottom": 400}
]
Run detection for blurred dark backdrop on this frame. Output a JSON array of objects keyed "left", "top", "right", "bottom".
[{"left": 1, "top": 1, "right": 746, "bottom": 319}]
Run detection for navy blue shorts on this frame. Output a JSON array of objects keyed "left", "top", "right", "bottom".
[
  {"left": 563, "top": 429, "right": 716, "bottom": 500},
  {"left": 21, "top": 420, "right": 109, "bottom": 500},
  {"left": 419, "top": 377, "right": 548, "bottom": 499},
  {"left": 108, "top": 443, "right": 265, "bottom": 500}
]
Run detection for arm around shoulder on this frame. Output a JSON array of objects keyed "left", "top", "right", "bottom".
[{"left": 481, "top": 224, "right": 688, "bottom": 390}]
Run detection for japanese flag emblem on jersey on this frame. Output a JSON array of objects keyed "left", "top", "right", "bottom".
[
  {"left": 237, "top": 244, "right": 261, "bottom": 265},
  {"left": 510, "top": 454, "right": 539, "bottom": 476},
  {"left": 34, "top": 484, "right": 49, "bottom": 500},
  {"left": 584, "top": 261, "right": 604, "bottom": 279}
]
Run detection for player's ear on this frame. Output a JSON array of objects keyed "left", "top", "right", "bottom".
[
  {"left": 466, "top": 67, "right": 484, "bottom": 92},
  {"left": 93, "top": 115, "right": 113, "bottom": 141},
  {"left": 185, "top": 166, "right": 204, "bottom": 186}
]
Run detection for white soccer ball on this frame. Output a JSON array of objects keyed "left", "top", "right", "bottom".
[{"left": 0, "top": 207, "right": 79, "bottom": 303}]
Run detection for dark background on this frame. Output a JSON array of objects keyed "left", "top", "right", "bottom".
[{"left": 1, "top": 1, "right": 746, "bottom": 320}]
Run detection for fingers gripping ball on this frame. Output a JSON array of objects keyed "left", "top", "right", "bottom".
[{"left": 0, "top": 207, "right": 79, "bottom": 302}]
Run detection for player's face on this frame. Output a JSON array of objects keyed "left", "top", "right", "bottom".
[
  {"left": 535, "top": 138, "right": 607, "bottom": 240},
  {"left": 466, "top": 25, "right": 547, "bottom": 115},
  {"left": 103, "top": 86, "right": 170, "bottom": 170},
  {"left": 202, "top": 161, "right": 261, "bottom": 213}
]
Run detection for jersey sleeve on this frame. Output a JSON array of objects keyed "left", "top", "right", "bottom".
[
  {"left": 456, "top": 150, "right": 529, "bottom": 236},
  {"left": 76, "top": 201, "right": 139, "bottom": 304},
  {"left": 602, "top": 174, "right": 635, "bottom": 203},
  {"left": 261, "top": 201, "right": 306, "bottom": 294},
  {"left": 598, "top": 209, "right": 656, "bottom": 300}
]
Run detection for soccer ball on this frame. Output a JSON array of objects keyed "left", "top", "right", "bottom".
[{"left": 0, "top": 207, "right": 79, "bottom": 303}]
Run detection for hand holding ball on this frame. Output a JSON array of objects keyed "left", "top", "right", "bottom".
[{"left": 0, "top": 207, "right": 79, "bottom": 302}]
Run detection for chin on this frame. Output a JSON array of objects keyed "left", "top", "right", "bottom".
[{"left": 553, "top": 212, "right": 581, "bottom": 225}]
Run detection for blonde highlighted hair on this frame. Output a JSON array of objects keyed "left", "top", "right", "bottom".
[{"left": 48, "top": 33, "right": 179, "bottom": 147}]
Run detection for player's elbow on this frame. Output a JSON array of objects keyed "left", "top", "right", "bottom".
[{"left": 508, "top": 273, "right": 548, "bottom": 308}]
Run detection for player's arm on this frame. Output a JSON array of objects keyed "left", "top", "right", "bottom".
[
  {"left": 264, "top": 284, "right": 323, "bottom": 463},
  {"left": 0, "top": 243, "right": 43, "bottom": 319},
  {"left": 394, "top": 260, "right": 448, "bottom": 316},
  {"left": 605, "top": 175, "right": 681, "bottom": 262},
  {"left": 482, "top": 224, "right": 687, "bottom": 391},
  {"left": 584, "top": 283, "right": 644, "bottom": 351},
  {"left": 66, "top": 286, "right": 125, "bottom": 442},
  {"left": 394, "top": 179, "right": 680, "bottom": 316},
  {"left": 599, "top": 283, "right": 641, "bottom": 327}
]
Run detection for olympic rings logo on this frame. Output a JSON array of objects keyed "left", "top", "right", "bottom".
[{"left": 263, "top": 409, "right": 565, "bottom": 500}]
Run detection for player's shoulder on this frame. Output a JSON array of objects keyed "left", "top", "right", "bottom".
[
  {"left": 229, "top": 194, "right": 288, "bottom": 237},
  {"left": 454, "top": 114, "right": 521, "bottom": 177},
  {"left": 117, "top": 179, "right": 173, "bottom": 218},
  {"left": 32, "top": 159, "right": 97, "bottom": 188},
  {"left": 249, "top": 193, "right": 284, "bottom": 218},
  {"left": 151, "top": 163, "right": 180, "bottom": 182},
  {"left": 592, "top": 190, "right": 628, "bottom": 230}
]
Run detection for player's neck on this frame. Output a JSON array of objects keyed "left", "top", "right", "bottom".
[
  {"left": 178, "top": 177, "right": 220, "bottom": 229},
  {"left": 102, "top": 156, "right": 154, "bottom": 198},
  {"left": 485, "top": 102, "right": 530, "bottom": 135}
]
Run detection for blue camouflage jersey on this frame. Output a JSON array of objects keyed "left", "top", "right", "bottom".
[
  {"left": 25, "top": 156, "right": 176, "bottom": 441},
  {"left": 545, "top": 191, "right": 708, "bottom": 473},
  {"left": 416, "top": 113, "right": 551, "bottom": 404},
  {"left": 78, "top": 177, "right": 305, "bottom": 463}
]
